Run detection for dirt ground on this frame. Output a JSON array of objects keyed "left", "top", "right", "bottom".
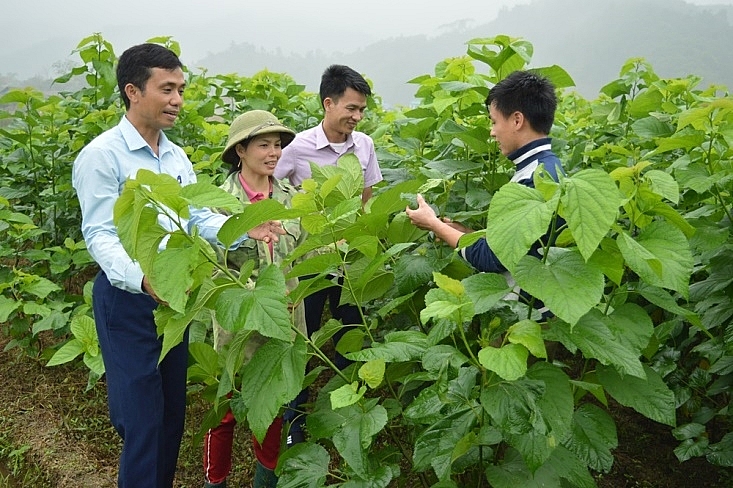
[{"left": 1, "top": 334, "right": 732, "bottom": 488}]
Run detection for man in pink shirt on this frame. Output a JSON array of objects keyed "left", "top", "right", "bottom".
[
  {"left": 275, "top": 64, "right": 382, "bottom": 445},
  {"left": 274, "top": 64, "right": 382, "bottom": 203}
]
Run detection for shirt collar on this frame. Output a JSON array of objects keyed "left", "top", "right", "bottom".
[
  {"left": 507, "top": 138, "right": 552, "bottom": 166},
  {"left": 119, "top": 115, "right": 172, "bottom": 156},
  {"left": 315, "top": 122, "right": 355, "bottom": 151},
  {"left": 238, "top": 173, "right": 272, "bottom": 203}
]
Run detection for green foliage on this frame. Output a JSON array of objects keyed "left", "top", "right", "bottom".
[{"left": 2, "top": 31, "right": 733, "bottom": 486}]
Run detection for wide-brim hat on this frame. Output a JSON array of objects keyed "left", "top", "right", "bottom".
[{"left": 221, "top": 110, "right": 296, "bottom": 164}]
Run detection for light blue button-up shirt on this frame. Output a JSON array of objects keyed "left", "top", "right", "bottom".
[{"left": 72, "top": 116, "right": 236, "bottom": 294}]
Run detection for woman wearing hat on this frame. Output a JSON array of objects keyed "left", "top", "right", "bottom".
[{"left": 202, "top": 110, "right": 306, "bottom": 488}]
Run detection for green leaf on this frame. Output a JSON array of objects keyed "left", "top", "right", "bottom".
[
  {"left": 331, "top": 382, "right": 367, "bottom": 409},
  {"left": 561, "top": 169, "right": 621, "bottom": 261},
  {"left": 214, "top": 265, "right": 291, "bottom": 341},
  {"left": 327, "top": 196, "right": 362, "bottom": 224},
  {"left": 393, "top": 254, "right": 437, "bottom": 296},
  {"left": 0, "top": 296, "right": 20, "bottom": 323},
  {"left": 70, "top": 315, "right": 98, "bottom": 352},
  {"left": 31, "top": 310, "right": 69, "bottom": 334},
  {"left": 707, "top": 433, "right": 733, "bottom": 467},
  {"left": 276, "top": 442, "right": 330, "bottom": 487},
  {"left": 217, "top": 199, "right": 300, "bottom": 249},
  {"left": 481, "top": 379, "right": 546, "bottom": 436},
  {"left": 563, "top": 403, "right": 617, "bottom": 473},
  {"left": 631, "top": 116, "right": 674, "bottom": 139},
  {"left": 424, "top": 272, "right": 456, "bottom": 296},
  {"left": 114, "top": 181, "right": 167, "bottom": 273},
  {"left": 187, "top": 341, "right": 220, "bottom": 383},
  {"left": 645, "top": 169, "right": 679, "bottom": 204},
  {"left": 545, "top": 309, "right": 646, "bottom": 378},
  {"left": 535, "top": 64, "right": 575, "bottom": 89},
  {"left": 309, "top": 398, "right": 387, "bottom": 478},
  {"left": 424, "top": 159, "right": 484, "bottom": 178},
  {"left": 503, "top": 430, "right": 553, "bottom": 473},
  {"left": 484, "top": 447, "right": 544, "bottom": 488},
  {"left": 462, "top": 272, "right": 511, "bottom": 314},
  {"left": 597, "top": 363, "right": 676, "bottom": 427},
  {"left": 240, "top": 335, "right": 307, "bottom": 442},
  {"left": 386, "top": 212, "right": 427, "bottom": 244},
  {"left": 514, "top": 249, "right": 605, "bottom": 326},
  {"left": 150, "top": 242, "right": 206, "bottom": 313},
  {"left": 486, "top": 183, "right": 556, "bottom": 272},
  {"left": 23, "top": 276, "right": 60, "bottom": 299},
  {"left": 637, "top": 283, "right": 702, "bottom": 330},
  {"left": 404, "top": 386, "right": 445, "bottom": 423},
  {"left": 526, "top": 362, "right": 574, "bottom": 443},
  {"left": 180, "top": 180, "right": 244, "bottom": 213},
  {"left": 421, "top": 286, "right": 474, "bottom": 326},
  {"left": 413, "top": 408, "right": 477, "bottom": 481},
  {"left": 508, "top": 320, "right": 547, "bottom": 359},
  {"left": 83, "top": 351, "right": 106, "bottom": 376},
  {"left": 422, "top": 345, "right": 470, "bottom": 372},
  {"left": 605, "top": 303, "right": 654, "bottom": 353},
  {"left": 46, "top": 339, "right": 84, "bottom": 366},
  {"left": 368, "top": 179, "right": 423, "bottom": 216},
  {"left": 617, "top": 221, "right": 693, "bottom": 297},
  {"left": 155, "top": 305, "right": 198, "bottom": 364},
  {"left": 311, "top": 153, "right": 364, "bottom": 202},
  {"left": 675, "top": 437, "right": 711, "bottom": 463},
  {"left": 478, "top": 344, "right": 528, "bottom": 381},
  {"left": 359, "top": 359, "right": 385, "bottom": 389},
  {"left": 348, "top": 331, "right": 428, "bottom": 362}
]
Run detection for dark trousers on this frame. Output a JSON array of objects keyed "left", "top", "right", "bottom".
[
  {"left": 303, "top": 282, "right": 362, "bottom": 366},
  {"left": 285, "top": 281, "right": 362, "bottom": 437},
  {"left": 93, "top": 272, "right": 189, "bottom": 488}
]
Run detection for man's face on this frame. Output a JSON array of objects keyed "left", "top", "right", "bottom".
[
  {"left": 322, "top": 87, "right": 367, "bottom": 142},
  {"left": 488, "top": 102, "right": 520, "bottom": 156},
  {"left": 127, "top": 67, "right": 185, "bottom": 132}
]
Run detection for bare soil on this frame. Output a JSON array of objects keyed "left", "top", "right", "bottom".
[{"left": 1, "top": 333, "right": 732, "bottom": 488}]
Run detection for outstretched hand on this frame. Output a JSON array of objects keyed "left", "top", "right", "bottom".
[
  {"left": 405, "top": 194, "right": 440, "bottom": 230},
  {"left": 249, "top": 220, "right": 286, "bottom": 243},
  {"left": 405, "top": 194, "right": 470, "bottom": 249}
]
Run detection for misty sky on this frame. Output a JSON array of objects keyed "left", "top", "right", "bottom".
[{"left": 1, "top": 0, "right": 732, "bottom": 78}]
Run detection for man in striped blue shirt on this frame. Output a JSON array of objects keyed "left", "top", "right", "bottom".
[{"left": 406, "top": 70, "right": 563, "bottom": 286}]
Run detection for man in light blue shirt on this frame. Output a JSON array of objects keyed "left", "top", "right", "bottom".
[{"left": 72, "top": 43, "right": 283, "bottom": 488}]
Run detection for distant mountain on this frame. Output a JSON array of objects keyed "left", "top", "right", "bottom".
[{"left": 194, "top": 0, "right": 733, "bottom": 106}]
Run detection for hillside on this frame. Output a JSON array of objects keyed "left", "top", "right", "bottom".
[{"left": 195, "top": 0, "right": 733, "bottom": 105}]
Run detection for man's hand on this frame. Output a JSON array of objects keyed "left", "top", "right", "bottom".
[
  {"left": 405, "top": 194, "right": 467, "bottom": 249},
  {"left": 142, "top": 275, "right": 168, "bottom": 305},
  {"left": 249, "top": 220, "right": 287, "bottom": 243},
  {"left": 405, "top": 194, "right": 441, "bottom": 230}
]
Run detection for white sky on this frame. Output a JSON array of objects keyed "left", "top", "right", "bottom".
[{"left": 1, "top": 0, "right": 731, "bottom": 77}]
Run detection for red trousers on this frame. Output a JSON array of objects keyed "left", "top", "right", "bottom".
[{"left": 203, "top": 409, "right": 283, "bottom": 484}]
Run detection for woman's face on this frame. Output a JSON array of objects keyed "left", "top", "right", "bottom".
[{"left": 236, "top": 133, "right": 283, "bottom": 177}]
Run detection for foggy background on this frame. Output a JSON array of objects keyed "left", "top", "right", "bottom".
[{"left": 2, "top": 0, "right": 733, "bottom": 105}]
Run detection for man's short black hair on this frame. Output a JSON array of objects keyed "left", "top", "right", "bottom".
[
  {"left": 117, "top": 43, "right": 183, "bottom": 110},
  {"left": 319, "top": 64, "right": 371, "bottom": 107},
  {"left": 486, "top": 70, "right": 557, "bottom": 135}
]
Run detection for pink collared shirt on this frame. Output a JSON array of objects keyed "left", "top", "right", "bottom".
[{"left": 274, "top": 122, "right": 383, "bottom": 188}]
